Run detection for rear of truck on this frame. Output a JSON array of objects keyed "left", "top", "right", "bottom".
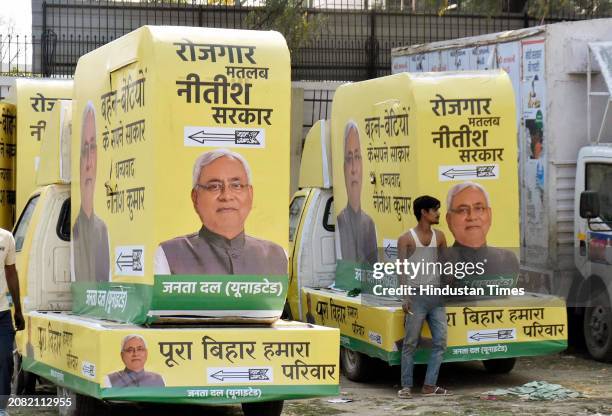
[
  {"left": 8, "top": 26, "right": 339, "bottom": 415},
  {"left": 288, "top": 70, "right": 568, "bottom": 380}
]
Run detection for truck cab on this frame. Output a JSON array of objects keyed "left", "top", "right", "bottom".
[{"left": 575, "top": 144, "right": 612, "bottom": 361}]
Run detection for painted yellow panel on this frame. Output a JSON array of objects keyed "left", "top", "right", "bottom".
[
  {"left": 299, "top": 120, "right": 332, "bottom": 189},
  {"left": 303, "top": 288, "right": 566, "bottom": 363},
  {"left": 0, "top": 103, "right": 16, "bottom": 229},
  {"left": 11, "top": 79, "right": 72, "bottom": 215},
  {"left": 36, "top": 100, "right": 72, "bottom": 186},
  {"left": 331, "top": 70, "right": 518, "bottom": 253},
  {"left": 21, "top": 313, "right": 339, "bottom": 389},
  {"left": 71, "top": 26, "right": 291, "bottom": 323}
]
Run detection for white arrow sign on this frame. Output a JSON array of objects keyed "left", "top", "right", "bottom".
[
  {"left": 467, "top": 328, "right": 516, "bottom": 343},
  {"left": 439, "top": 164, "right": 499, "bottom": 181},
  {"left": 185, "top": 126, "right": 265, "bottom": 148},
  {"left": 114, "top": 245, "right": 145, "bottom": 276},
  {"left": 207, "top": 367, "right": 273, "bottom": 384}
]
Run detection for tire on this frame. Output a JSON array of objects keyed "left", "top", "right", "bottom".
[
  {"left": 57, "top": 386, "right": 107, "bottom": 416},
  {"left": 241, "top": 400, "right": 284, "bottom": 416},
  {"left": 12, "top": 353, "right": 37, "bottom": 395},
  {"left": 340, "top": 346, "right": 373, "bottom": 382},
  {"left": 583, "top": 292, "right": 612, "bottom": 362},
  {"left": 281, "top": 302, "right": 293, "bottom": 320},
  {"left": 482, "top": 358, "right": 516, "bottom": 374}
]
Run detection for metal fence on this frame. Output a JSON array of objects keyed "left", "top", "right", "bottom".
[
  {"left": 2, "top": 0, "right": 612, "bottom": 81},
  {"left": 0, "top": 35, "right": 40, "bottom": 77}
]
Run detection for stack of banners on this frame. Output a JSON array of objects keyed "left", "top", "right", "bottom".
[
  {"left": 19, "top": 312, "right": 339, "bottom": 401},
  {"left": 71, "top": 26, "right": 291, "bottom": 324},
  {"left": 329, "top": 71, "right": 519, "bottom": 291},
  {"left": 302, "top": 288, "right": 567, "bottom": 364},
  {"left": 10, "top": 79, "right": 73, "bottom": 216},
  {"left": 0, "top": 103, "right": 16, "bottom": 230}
]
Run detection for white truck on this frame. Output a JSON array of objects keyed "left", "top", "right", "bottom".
[{"left": 391, "top": 18, "right": 612, "bottom": 361}]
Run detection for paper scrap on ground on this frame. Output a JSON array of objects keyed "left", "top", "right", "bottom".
[
  {"left": 483, "top": 381, "right": 584, "bottom": 400},
  {"left": 327, "top": 398, "right": 354, "bottom": 403}
]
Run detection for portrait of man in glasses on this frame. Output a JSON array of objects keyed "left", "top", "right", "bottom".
[
  {"left": 103, "top": 334, "right": 165, "bottom": 388},
  {"left": 154, "top": 149, "right": 287, "bottom": 275},
  {"left": 72, "top": 101, "right": 111, "bottom": 283},
  {"left": 444, "top": 181, "right": 518, "bottom": 282},
  {"left": 336, "top": 121, "right": 378, "bottom": 266}
]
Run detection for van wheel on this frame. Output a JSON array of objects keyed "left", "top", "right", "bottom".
[
  {"left": 482, "top": 358, "right": 516, "bottom": 374},
  {"left": 57, "top": 386, "right": 107, "bottom": 416},
  {"left": 340, "top": 347, "right": 372, "bottom": 381},
  {"left": 241, "top": 400, "right": 284, "bottom": 416},
  {"left": 584, "top": 292, "right": 612, "bottom": 362},
  {"left": 12, "top": 353, "right": 37, "bottom": 394}
]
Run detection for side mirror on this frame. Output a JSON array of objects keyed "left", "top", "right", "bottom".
[{"left": 580, "top": 190, "right": 600, "bottom": 219}]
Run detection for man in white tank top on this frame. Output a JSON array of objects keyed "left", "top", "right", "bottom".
[{"left": 396, "top": 196, "right": 451, "bottom": 397}]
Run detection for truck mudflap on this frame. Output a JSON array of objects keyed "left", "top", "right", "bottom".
[
  {"left": 303, "top": 288, "right": 567, "bottom": 365},
  {"left": 17, "top": 312, "right": 339, "bottom": 404}
]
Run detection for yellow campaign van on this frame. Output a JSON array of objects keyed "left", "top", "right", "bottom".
[
  {"left": 287, "top": 71, "right": 567, "bottom": 381},
  {"left": 8, "top": 26, "right": 339, "bottom": 416}
]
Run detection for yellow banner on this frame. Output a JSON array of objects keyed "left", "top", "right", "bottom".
[
  {"left": 330, "top": 71, "right": 519, "bottom": 263},
  {"left": 22, "top": 313, "right": 339, "bottom": 388},
  {"left": 0, "top": 103, "right": 16, "bottom": 229},
  {"left": 12, "top": 79, "right": 72, "bottom": 215},
  {"left": 303, "top": 289, "right": 566, "bottom": 355},
  {"left": 71, "top": 26, "right": 290, "bottom": 285}
]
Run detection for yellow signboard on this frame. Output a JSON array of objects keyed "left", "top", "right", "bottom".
[
  {"left": 20, "top": 312, "right": 339, "bottom": 402},
  {"left": 71, "top": 26, "right": 291, "bottom": 323},
  {"left": 10, "top": 79, "right": 72, "bottom": 215},
  {"left": 0, "top": 103, "right": 16, "bottom": 229},
  {"left": 36, "top": 100, "right": 72, "bottom": 187},
  {"left": 330, "top": 71, "right": 518, "bottom": 286},
  {"left": 303, "top": 288, "right": 566, "bottom": 364}
]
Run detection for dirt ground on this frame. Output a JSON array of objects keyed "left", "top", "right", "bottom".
[
  {"left": 284, "top": 349, "right": 612, "bottom": 416},
  {"left": 8, "top": 349, "right": 612, "bottom": 416}
]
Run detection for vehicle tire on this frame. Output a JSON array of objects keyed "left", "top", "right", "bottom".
[
  {"left": 583, "top": 292, "right": 612, "bottom": 362},
  {"left": 12, "top": 352, "right": 37, "bottom": 395},
  {"left": 340, "top": 346, "right": 372, "bottom": 382},
  {"left": 482, "top": 357, "right": 516, "bottom": 374},
  {"left": 241, "top": 400, "right": 284, "bottom": 416},
  {"left": 281, "top": 302, "right": 293, "bottom": 320},
  {"left": 57, "top": 386, "right": 107, "bottom": 416}
]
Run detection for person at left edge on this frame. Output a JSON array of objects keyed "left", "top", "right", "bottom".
[
  {"left": 0, "top": 228, "right": 24, "bottom": 415},
  {"left": 154, "top": 149, "right": 287, "bottom": 275}
]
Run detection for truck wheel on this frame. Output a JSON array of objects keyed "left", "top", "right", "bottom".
[
  {"left": 241, "top": 400, "right": 284, "bottom": 416},
  {"left": 340, "top": 346, "right": 372, "bottom": 381},
  {"left": 482, "top": 358, "right": 516, "bottom": 374},
  {"left": 57, "top": 386, "right": 107, "bottom": 416},
  {"left": 584, "top": 292, "right": 612, "bottom": 362},
  {"left": 12, "top": 353, "right": 37, "bottom": 394}
]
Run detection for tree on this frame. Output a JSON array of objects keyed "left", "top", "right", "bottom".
[
  {"left": 0, "top": 17, "right": 20, "bottom": 74},
  {"left": 245, "top": 0, "right": 325, "bottom": 53},
  {"left": 421, "top": 0, "right": 611, "bottom": 20}
]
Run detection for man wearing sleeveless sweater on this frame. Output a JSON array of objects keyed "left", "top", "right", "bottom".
[{"left": 396, "top": 196, "right": 450, "bottom": 398}]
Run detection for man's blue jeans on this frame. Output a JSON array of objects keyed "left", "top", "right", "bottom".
[
  {"left": 0, "top": 311, "right": 15, "bottom": 410},
  {"left": 400, "top": 296, "right": 447, "bottom": 388}
]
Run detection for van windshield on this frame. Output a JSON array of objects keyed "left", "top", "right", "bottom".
[
  {"left": 586, "top": 163, "right": 612, "bottom": 223},
  {"left": 13, "top": 195, "right": 40, "bottom": 252}
]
